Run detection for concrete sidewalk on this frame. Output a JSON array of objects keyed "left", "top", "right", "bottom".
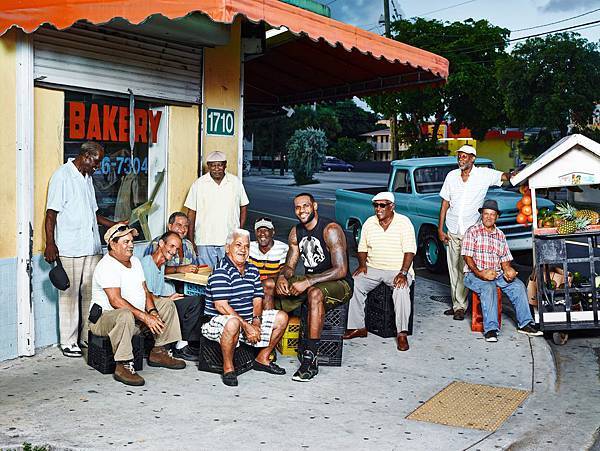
[{"left": 0, "top": 277, "right": 572, "bottom": 450}]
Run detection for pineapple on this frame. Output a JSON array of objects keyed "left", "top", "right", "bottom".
[
  {"left": 556, "top": 202, "right": 578, "bottom": 221},
  {"left": 557, "top": 216, "right": 590, "bottom": 235},
  {"left": 575, "top": 209, "right": 600, "bottom": 225}
]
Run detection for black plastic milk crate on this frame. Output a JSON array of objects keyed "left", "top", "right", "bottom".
[
  {"left": 197, "top": 335, "right": 255, "bottom": 375},
  {"left": 300, "top": 301, "right": 349, "bottom": 336},
  {"left": 365, "top": 281, "right": 415, "bottom": 338},
  {"left": 87, "top": 332, "right": 144, "bottom": 374},
  {"left": 297, "top": 336, "right": 343, "bottom": 367}
]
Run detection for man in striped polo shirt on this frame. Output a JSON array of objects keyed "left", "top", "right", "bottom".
[
  {"left": 249, "top": 217, "right": 289, "bottom": 309},
  {"left": 202, "top": 228, "right": 289, "bottom": 386},
  {"left": 343, "top": 192, "right": 417, "bottom": 351}
]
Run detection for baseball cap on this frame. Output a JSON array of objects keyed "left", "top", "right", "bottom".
[
  {"left": 104, "top": 223, "right": 139, "bottom": 243},
  {"left": 457, "top": 145, "right": 477, "bottom": 156},
  {"left": 255, "top": 217, "right": 274, "bottom": 231},
  {"left": 206, "top": 151, "right": 227, "bottom": 163},
  {"left": 49, "top": 257, "right": 70, "bottom": 291},
  {"left": 372, "top": 192, "right": 395, "bottom": 203}
]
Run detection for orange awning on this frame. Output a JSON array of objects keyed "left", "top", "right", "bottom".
[{"left": 0, "top": 0, "right": 449, "bottom": 108}]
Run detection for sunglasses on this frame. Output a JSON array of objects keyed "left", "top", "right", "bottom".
[
  {"left": 372, "top": 202, "right": 391, "bottom": 209},
  {"left": 256, "top": 216, "right": 272, "bottom": 223},
  {"left": 108, "top": 225, "right": 129, "bottom": 241}
]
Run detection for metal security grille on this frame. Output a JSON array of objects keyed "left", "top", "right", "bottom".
[{"left": 33, "top": 23, "right": 202, "bottom": 104}]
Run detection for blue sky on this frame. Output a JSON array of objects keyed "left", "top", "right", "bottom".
[{"left": 328, "top": 0, "right": 600, "bottom": 44}]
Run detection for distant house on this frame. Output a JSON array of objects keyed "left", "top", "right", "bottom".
[
  {"left": 420, "top": 123, "right": 525, "bottom": 172},
  {"left": 360, "top": 127, "right": 410, "bottom": 161}
]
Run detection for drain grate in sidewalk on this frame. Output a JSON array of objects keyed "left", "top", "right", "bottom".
[{"left": 407, "top": 381, "right": 529, "bottom": 431}]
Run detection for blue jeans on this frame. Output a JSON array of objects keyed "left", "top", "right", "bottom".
[
  {"left": 464, "top": 272, "right": 533, "bottom": 334},
  {"left": 197, "top": 245, "right": 225, "bottom": 268}
]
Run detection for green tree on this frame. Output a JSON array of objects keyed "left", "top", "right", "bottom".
[
  {"left": 330, "top": 137, "right": 374, "bottom": 162},
  {"left": 331, "top": 100, "right": 381, "bottom": 139},
  {"left": 287, "top": 127, "right": 327, "bottom": 184},
  {"left": 366, "top": 18, "right": 509, "bottom": 150},
  {"left": 497, "top": 33, "right": 600, "bottom": 138}
]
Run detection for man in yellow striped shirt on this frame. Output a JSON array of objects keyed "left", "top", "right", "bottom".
[
  {"left": 249, "top": 217, "right": 289, "bottom": 309},
  {"left": 342, "top": 192, "right": 417, "bottom": 351}
]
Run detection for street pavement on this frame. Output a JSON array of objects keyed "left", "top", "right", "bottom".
[{"left": 3, "top": 276, "right": 593, "bottom": 450}]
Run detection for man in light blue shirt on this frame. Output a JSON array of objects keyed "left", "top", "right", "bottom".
[
  {"left": 141, "top": 231, "right": 204, "bottom": 361},
  {"left": 44, "top": 141, "right": 118, "bottom": 357}
]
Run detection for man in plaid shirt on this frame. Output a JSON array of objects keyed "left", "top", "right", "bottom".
[{"left": 461, "top": 200, "right": 542, "bottom": 342}]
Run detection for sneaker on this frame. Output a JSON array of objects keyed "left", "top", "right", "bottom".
[
  {"left": 292, "top": 349, "right": 318, "bottom": 382},
  {"left": 60, "top": 343, "right": 82, "bottom": 358},
  {"left": 484, "top": 330, "right": 498, "bottom": 342},
  {"left": 172, "top": 345, "right": 199, "bottom": 362},
  {"left": 148, "top": 346, "right": 186, "bottom": 369},
  {"left": 518, "top": 323, "right": 543, "bottom": 337},
  {"left": 113, "top": 361, "right": 145, "bottom": 386}
]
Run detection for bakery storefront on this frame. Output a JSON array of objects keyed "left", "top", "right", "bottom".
[{"left": 0, "top": 0, "right": 448, "bottom": 360}]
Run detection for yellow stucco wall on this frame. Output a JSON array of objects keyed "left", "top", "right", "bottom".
[
  {"left": 447, "top": 139, "right": 517, "bottom": 172},
  {"left": 202, "top": 20, "right": 241, "bottom": 176},
  {"left": 168, "top": 105, "right": 199, "bottom": 211},
  {"left": 33, "top": 88, "right": 64, "bottom": 254},
  {"left": 0, "top": 30, "right": 17, "bottom": 259}
]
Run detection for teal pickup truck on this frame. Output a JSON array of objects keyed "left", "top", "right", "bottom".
[{"left": 335, "top": 157, "right": 554, "bottom": 273}]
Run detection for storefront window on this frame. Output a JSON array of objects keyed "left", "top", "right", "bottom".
[{"left": 64, "top": 91, "right": 166, "bottom": 242}]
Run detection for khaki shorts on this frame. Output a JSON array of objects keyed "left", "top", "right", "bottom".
[{"left": 275, "top": 276, "right": 352, "bottom": 313}]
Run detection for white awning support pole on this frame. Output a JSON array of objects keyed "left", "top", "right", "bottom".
[{"left": 16, "top": 30, "right": 35, "bottom": 356}]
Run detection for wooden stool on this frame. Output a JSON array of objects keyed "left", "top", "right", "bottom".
[{"left": 471, "top": 287, "right": 502, "bottom": 332}]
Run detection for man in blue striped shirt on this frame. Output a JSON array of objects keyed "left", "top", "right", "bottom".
[{"left": 202, "top": 229, "right": 289, "bottom": 386}]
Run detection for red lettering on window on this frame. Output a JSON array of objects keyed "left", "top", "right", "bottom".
[
  {"left": 148, "top": 110, "right": 162, "bottom": 143},
  {"left": 86, "top": 104, "right": 102, "bottom": 140},
  {"left": 134, "top": 109, "right": 148, "bottom": 143},
  {"left": 69, "top": 102, "right": 85, "bottom": 139},
  {"left": 102, "top": 105, "right": 118, "bottom": 141},
  {"left": 118, "top": 106, "right": 129, "bottom": 142}
]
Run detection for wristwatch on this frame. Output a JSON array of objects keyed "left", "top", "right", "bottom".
[
  {"left": 399, "top": 270, "right": 408, "bottom": 276},
  {"left": 252, "top": 315, "right": 262, "bottom": 322}
]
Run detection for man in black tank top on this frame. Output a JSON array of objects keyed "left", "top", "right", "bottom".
[{"left": 275, "top": 193, "right": 353, "bottom": 382}]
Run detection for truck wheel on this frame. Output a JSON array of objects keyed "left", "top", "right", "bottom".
[{"left": 420, "top": 230, "right": 446, "bottom": 274}]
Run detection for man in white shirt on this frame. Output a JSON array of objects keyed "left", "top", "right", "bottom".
[
  {"left": 438, "top": 145, "right": 512, "bottom": 320},
  {"left": 184, "top": 151, "right": 249, "bottom": 268},
  {"left": 89, "top": 224, "right": 185, "bottom": 386},
  {"left": 44, "top": 142, "right": 119, "bottom": 357}
]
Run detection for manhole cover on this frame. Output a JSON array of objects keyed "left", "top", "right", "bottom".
[{"left": 407, "top": 381, "right": 529, "bottom": 431}]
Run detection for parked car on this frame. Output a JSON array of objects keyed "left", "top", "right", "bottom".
[
  {"left": 322, "top": 156, "right": 354, "bottom": 172},
  {"left": 335, "top": 157, "right": 554, "bottom": 273}
]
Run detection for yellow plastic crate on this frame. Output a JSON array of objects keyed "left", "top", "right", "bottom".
[{"left": 277, "top": 316, "right": 300, "bottom": 356}]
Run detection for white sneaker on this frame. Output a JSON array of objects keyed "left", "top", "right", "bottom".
[{"left": 61, "top": 343, "right": 82, "bottom": 358}]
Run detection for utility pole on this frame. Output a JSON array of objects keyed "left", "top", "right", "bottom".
[{"left": 383, "top": 0, "right": 399, "bottom": 161}]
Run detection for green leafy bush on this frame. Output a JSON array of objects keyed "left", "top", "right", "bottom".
[{"left": 287, "top": 128, "right": 327, "bottom": 185}]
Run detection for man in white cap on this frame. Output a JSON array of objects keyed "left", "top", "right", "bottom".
[
  {"left": 89, "top": 223, "right": 186, "bottom": 386},
  {"left": 184, "top": 151, "right": 249, "bottom": 268},
  {"left": 438, "top": 144, "right": 513, "bottom": 321},
  {"left": 342, "top": 192, "right": 416, "bottom": 351}
]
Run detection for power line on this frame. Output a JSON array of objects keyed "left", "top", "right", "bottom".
[
  {"left": 511, "top": 7, "right": 600, "bottom": 32},
  {"left": 457, "top": 19, "right": 600, "bottom": 55},
  {"left": 416, "top": 0, "right": 477, "bottom": 18}
]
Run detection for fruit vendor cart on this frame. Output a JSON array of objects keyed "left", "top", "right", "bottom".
[{"left": 511, "top": 134, "right": 600, "bottom": 344}]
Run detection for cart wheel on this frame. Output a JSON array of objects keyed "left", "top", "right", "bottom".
[{"left": 552, "top": 332, "right": 568, "bottom": 345}]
